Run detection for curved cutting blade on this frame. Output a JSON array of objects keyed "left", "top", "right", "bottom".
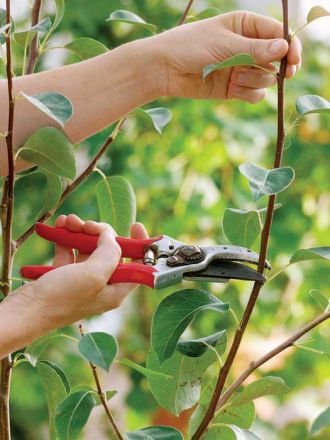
[{"left": 183, "top": 260, "right": 266, "bottom": 283}]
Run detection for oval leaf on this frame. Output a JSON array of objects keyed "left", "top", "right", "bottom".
[
  {"left": 36, "top": 172, "right": 62, "bottom": 219},
  {"left": 106, "top": 10, "right": 157, "bottom": 33},
  {"left": 78, "top": 332, "right": 118, "bottom": 371},
  {"left": 176, "top": 329, "right": 227, "bottom": 358},
  {"left": 19, "top": 127, "right": 76, "bottom": 179},
  {"left": 21, "top": 92, "right": 73, "bottom": 127},
  {"left": 231, "top": 376, "right": 289, "bottom": 406},
  {"left": 307, "top": 6, "right": 330, "bottom": 24},
  {"left": 296, "top": 95, "right": 330, "bottom": 116},
  {"left": 135, "top": 107, "right": 172, "bottom": 134},
  {"left": 239, "top": 163, "right": 295, "bottom": 201},
  {"left": 55, "top": 391, "right": 96, "bottom": 440},
  {"left": 223, "top": 209, "right": 261, "bottom": 248},
  {"left": 37, "top": 360, "right": 70, "bottom": 440},
  {"left": 203, "top": 54, "right": 255, "bottom": 79},
  {"left": 125, "top": 426, "right": 183, "bottom": 440},
  {"left": 311, "top": 406, "right": 330, "bottom": 436},
  {"left": 151, "top": 289, "right": 229, "bottom": 364},
  {"left": 202, "top": 424, "right": 260, "bottom": 440},
  {"left": 65, "top": 37, "right": 108, "bottom": 60},
  {"left": 14, "top": 17, "right": 51, "bottom": 47},
  {"left": 147, "top": 339, "right": 226, "bottom": 416},
  {"left": 96, "top": 175, "right": 136, "bottom": 237},
  {"left": 289, "top": 247, "right": 330, "bottom": 264},
  {"left": 309, "top": 289, "right": 330, "bottom": 311}
]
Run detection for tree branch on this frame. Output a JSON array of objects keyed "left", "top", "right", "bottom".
[
  {"left": 15, "top": 118, "right": 126, "bottom": 248},
  {"left": 25, "top": 0, "right": 42, "bottom": 75},
  {"left": 79, "top": 325, "right": 123, "bottom": 440},
  {"left": 177, "top": 0, "right": 194, "bottom": 25},
  {"left": 0, "top": 1, "right": 16, "bottom": 438},
  {"left": 191, "top": 1, "right": 290, "bottom": 438},
  {"left": 216, "top": 311, "right": 330, "bottom": 410}
]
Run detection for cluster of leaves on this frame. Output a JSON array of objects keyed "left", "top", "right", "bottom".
[{"left": 1, "top": 0, "right": 329, "bottom": 439}]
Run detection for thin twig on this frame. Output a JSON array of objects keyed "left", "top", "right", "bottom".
[
  {"left": 0, "top": 2, "right": 16, "bottom": 439},
  {"left": 216, "top": 311, "right": 330, "bottom": 410},
  {"left": 191, "top": 1, "right": 290, "bottom": 438},
  {"left": 177, "top": 0, "right": 194, "bottom": 25},
  {"left": 78, "top": 325, "right": 124, "bottom": 440},
  {"left": 25, "top": 0, "right": 43, "bottom": 75},
  {"left": 15, "top": 118, "right": 126, "bottom": 248}
]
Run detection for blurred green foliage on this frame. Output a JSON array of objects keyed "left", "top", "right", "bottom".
[{"left": 1, "top": 0, "right": 329, "bottom": 439}]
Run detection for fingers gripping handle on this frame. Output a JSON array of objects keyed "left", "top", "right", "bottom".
[
  {"left": 20, "top": 263, "right": 157, "bottom": 288},
  {"left": 35, "top": 223, "right": 162, "bottom": 259}
]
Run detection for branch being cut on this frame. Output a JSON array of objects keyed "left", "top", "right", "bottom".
[{"left": 191, "top": 1, "right": 290, "bottom": 438}]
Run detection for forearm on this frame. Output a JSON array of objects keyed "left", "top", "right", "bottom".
[
  {"left": 0, "top": 286, "right": 45, "bottom": 359},
  {"left": 0, "top": 38, "right": 166, "bottom": 175}
]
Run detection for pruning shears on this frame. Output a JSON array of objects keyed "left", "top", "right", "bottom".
[{"left": 20, "top": 223, "right": 270, "bottom": 288}]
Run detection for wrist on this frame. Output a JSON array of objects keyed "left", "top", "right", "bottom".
[{"left": 124, "top": 37, "right": 169, "bottom": 100}]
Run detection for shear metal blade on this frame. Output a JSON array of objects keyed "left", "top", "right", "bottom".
[{"left": 184, "top": 260, "right": 266, "bottom": 283}]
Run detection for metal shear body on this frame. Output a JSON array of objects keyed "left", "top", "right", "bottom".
[{"left": 20, "top": 223, "right": 270, "bottom": 289}]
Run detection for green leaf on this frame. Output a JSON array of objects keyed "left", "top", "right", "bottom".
[
  {"left": 65, "top": 37, "right": 108, "bottom": 60},
  {"left": 50, "top": 0, "right": 65, "bottom": 35},
  {"left": 151, "top": 289, "right": 229, "bottom": 364},
  {"left": 24, "top": 332, "right": 70, "bottom": 366},
  {"left": 190, "top": 401, "right": 255, "bottom": 437},
  {"left": 37, "top": 360, "right": 70, "bottom": 440},
  {"left": 187, "top": 8, "right": 221, "bottom": 22},
  {"left": 36, "top": 172, "right": 62, "bottom": 219},
  {"left": 239, "top": 163, "right": 295, "bottom": 201},
  {"left": 14, "top": 17, "right": 51, "bottom": 47},
  {"left": 231, "top": 376, "right": 289, "bottom": 406},
  {"left": 307, "top": 6, "right": 330, "bottom": 24},
  {"left": 311, "top": 406, "right": 330, "bottom": 436},
  {"left": 135, "top": 107, "right": 172, "bottom": 134},
  {"left": 309, "top": 289, "right": 330, "bottom": 311},
  {"left": 21, "top": 92, "right": 73, "bottom": 127},
  {"left": 19, "top": 127, "right": 76, "bottom": 179},
  {"left": 223, "top": 209, "right": 261, "bottom": 248},
  {"left": 78, "top": 332, "right": 118, "bottom": 372},
  {"left": 296, "top": 95, "right": 330, "bottom": 116},
  {"left": 0, "top": 8, "right": 15, "bottom": 44},
  {"left": 147, "top": 339, "right": 226, "bottom": 416},
  {"left": 203, "top": 54, "right": 255, "bottom": 79},
  {"left": 118, "top": 357, "right": 173, "bottom": 379},
  {"left": 176, "top": 330, "right": 227, "bottom": 358},
  {"left": 96, "top": 175, "right": 136, "bottom": 237},
  {"left": 106, "top": 10, "right": 157, "bottom": 34},
  {"left": 204, "top": 425, "right": 261, "bottom": 440},
  {"left": 93, "top": 389, "right": 117, "bottom": 406},
  {"left": 55, "top": 391, "right": 96, "bottom": 440},
  {"left": 214, "top": 401, "right": 256, "bottom": 429},
  {"left": 125, "top": 426, "right": 183, "bottom": 440},
  {"left": 289, "top": 247, "right": 330, "bottom": 264}
]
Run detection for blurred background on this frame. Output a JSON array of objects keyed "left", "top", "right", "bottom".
[{"left": 0, "top": 0, "right": 329, "bottom": 439}]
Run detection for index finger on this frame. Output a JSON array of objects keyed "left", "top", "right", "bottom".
[{"left": 236, "top": 12, "right": 302, "bottom": 67}]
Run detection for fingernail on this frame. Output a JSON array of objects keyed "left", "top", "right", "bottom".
[
  {"left": 237, "top": 73, "right": 246, "bottom": 85},
  {"left": 270, "top": 39, "right": 285, "bottom": 55}
]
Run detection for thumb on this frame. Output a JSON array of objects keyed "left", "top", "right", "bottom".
[{"left": 232, "top": 35, "right": 289, "bottom": 65}]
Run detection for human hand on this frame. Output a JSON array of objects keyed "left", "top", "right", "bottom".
[
  {"left": 153, "top": 11, "right": 301, "bottom": 103},
  {"left": 12, "top": 214, "right": 148, "bottom": 334}
]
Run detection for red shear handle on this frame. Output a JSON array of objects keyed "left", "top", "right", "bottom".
[
  {"left": 35, "top": 223, "right": 162, "bottom": 259},
  {"left": 20, "top": 263, "right": 157, "bottom": 288}
]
